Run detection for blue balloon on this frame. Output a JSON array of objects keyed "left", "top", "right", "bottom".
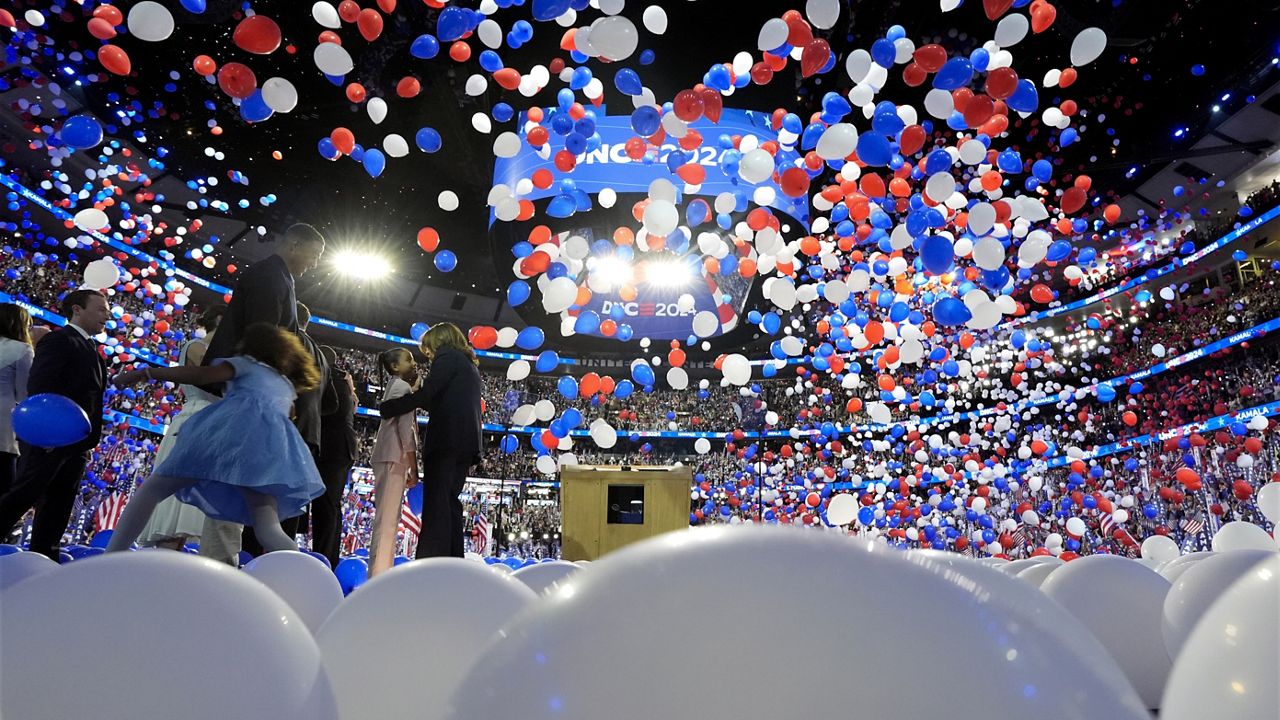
[
  {"left": 436, "top": 7, "right": 470, "bottom": 41},
  {"left": 180, "top": 0, "right": 207, "bottom": 11},
  {"left": 507, "top": 280, "right": 531, "bottom": 307},
  {"left": 933, "top": 57, "right": 973, "bottom": 90},
  {"left": 12, "top": 394, "right": 91, "bottom": 448},
  {"left": 516, "top": 326, "right": 545, "bottom": 350},
  {"left": 334, "top": 558, "right": 369, "bottom": 595},
  {"left": 532, "top": 0, "right": 571, "bottom": 21},
  {"left": 614, "top": 68, "right": 643, "bottom": 96},
  {"left": 547, "top": 194, "right": 577, "bottom": 218},
  {"left": 614, "top": 379, "right": 634, "bottom": 399},
  {"left": 630, "top": 106, "right": 661, "bottom": 136},
  {"left": 60, "top": 114, "right": 104, "bottom": 150},
  {"left": 1006, "top": 79, "right": 1040, "bottom": 114},
  {"left": 434, "top": 250, "right": 457, "bottom": 272},
  {"left": 856, "top": 132, "right": 892, "bottom": 166},
  {"left": 239, "top": 90, "right": 274, "bottom": 123},
  {"left": 920, "top": 234, "right": 954, "bottom": 275},
  {"left": 415, "top": 127, "right": 443, "bottom": 153},
  {"left": 362, "top": 148, "right": 386, "bottom": 178},
  {"left": 410, "top": 34, "right": 440, "bottom": 59},
  {"left": 631, "top": 362, "right": 655, "bottom": 386},
  {"left": 557, "top": 375, "right": 578, "bottom": 399},
  {"left": 410, "top": 322, "right": 430, "bottom": 341},
  {"left": 304, "top": 551, "right": 332, "bottom": 569},
  {"left": 317, "top": 137, "right": 339, "bottom": 160},
  {"left": 535, "top": 350, "right": 560, "bottom": 373},
  {"left": 932, "top": 297, "right": 972, "bottom": 326}
]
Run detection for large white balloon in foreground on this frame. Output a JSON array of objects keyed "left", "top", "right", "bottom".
[
  {"left": 0, "top": 552, "right": 335, "bottom": 720},
  {"left": 317, "top": 558, "right": 536, "bottom": 720},
  {"left": 0, "top": 550, "right": 58, "bottom": 593},
  {"left": 445, "top": 527, "right": 1150, "bottom": 720},
  {"left": 1161, "top": 549, "right": 1275, "bottom": 660},
  {"left": 243, "top": 551, "right": 344, "bottom": 634},
  {"left": 1161, "top": 554, "right": 1278, "bottom": 720},
  {"left": 1041, "top": 555, "right": 1172, "bottom": 709}
]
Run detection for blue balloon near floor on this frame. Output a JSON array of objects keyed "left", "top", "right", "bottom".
[
  {"left": 58, "top": 551, "right": 73, "bottom": 564},
  {"left": 89, "top": 530, "right": 113, "bottom": 549},
  {"left": 183, "top": 544, "right": 199, "bottom": 554},
  {"left": 484, "top": 557, "right": 500, "bottom": 565},
  {"left": 503, "top": 557, "right": 524, "bottom": 569},
  {"left": 12, "top": 394, "right": 91, "bottom": 448},
  {"left": 305, "top": 550, "right": 332, "bottom": 569},
  {"left": 393, "top": 555, "right": 411, "bottom": 566},
  {"left": 353, "top": 548, "right": 370, "bottom": 558},
  {"left": 65, "top": 545, "right": 92, "bottom": 559},
  {"left": 0, "top": 544, "right": 20, "bottom": 556},
  {"left": 335, "top": 557, "right": 369, "bottom": 595},
  {"left": 237, "top": 551, "right": 253, "bottom": 568}
]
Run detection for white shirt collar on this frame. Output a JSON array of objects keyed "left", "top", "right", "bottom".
[{"left": 67, "top": 323, "right": 93, "bottom": 341}]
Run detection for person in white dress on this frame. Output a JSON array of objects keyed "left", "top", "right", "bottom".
[
  {"left": 0, "top": 304, "right": 35, "bottom": 500},
  {"left": 137, "top": 305, "right": 225, "bottom": 549},
  {"left": 368, "top": 347, "right": 420, "bottom": 576}
]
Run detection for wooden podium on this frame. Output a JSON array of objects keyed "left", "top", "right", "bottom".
[{"left": 560, "top": 464, "right": 692, "bottom": 561}]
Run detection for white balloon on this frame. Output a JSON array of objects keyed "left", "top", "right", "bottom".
[
  {"left": 1160, "top": 555, "right": 1277, "bottom": 720},
  {"left": 465, "top": 74, "right": 489, "bottom": 96},
  {"left": 367, "top": 97, "right": 388, "bottom": 124},
  {"left": 1158, "top": 552, "right": 1215, "bottom": 584},
  {"left": 83, "top": 258, "right": 120, "bottom": 290},
  {"left": 1041, "top": 555, "right": 1173, "bottom": 709},
  {"left": 495, "top": 326, "right": 518, "bottom": 348},
  {"left": 127, "top": 1, "right": 175, "bottom": 42},
  {"left": 826, "top": 494, "right": 857, "bottom": 525},
  {"left": 243, "top": 552, "right": 343, "bottom": 634},
  {"left": 1141, "top": 535, "right": 1180, "bottom": 564},
  {"left": 1070, "top": 27, "right": 1108, "bottom": 67},
  {"left": 993, "top": 13, "right": 1029, "bottom": 47},
  {"left": 721, "top": 354, "right": 752, "bottom": 386},
  {"left": 641, "top": 5, "right": 667, "bottom": 34},
  {"left": 590, "top": 421, "right": 618, "bottom": 449},
  {"left": 317, "top": 558, "right": 535, "bottom": 720},
  {"left": 536, "top": 455, "right": 558, "bottom": 474},
  {"left": 477, "top": 19, "right": 503, "bottom": 49},
  {"left": 260, "top": 77, "right": 299, "bottom": 113},
  {"left": 738, "top": 148, "right": 774, "bottom": 184},
  {"left": 542, "top": 277, "right": 578, "bottom": 314},
  {"left": 534, "top": 400, "right": 556, "bottom": 422},
  {"left": 642, "top": 199, "right": 678, "bottom": 236},
  {"left": 665, "top": 367, "right": 689, "bottom": 390},
  {"left": 511, "top": 404, "right": 537, "bottom": 426},
  {"left": 1161, "top": 550, "right": 1275, "bottom": 661},
  {"left": 1256, "top": 482, "right": 1280, "bottom": 523},
  {"left": 806, "top": 0, "right": 840, "bottom": 29},
  {"left": 598, "top": 187, "right": 617, "bottom": 208},
  {"left": 0, "top": 551, "right": 58, "bottom": 593},
  {"left": 694, "top": 437, "right": 711, "bottom": 455},
  {"left": 590, "top": 16, "right": 639, "bottom": 60},
  {"left": 472, "top": 113, "right": 493, "bottom": 134},
  {"left": 506, "top": 360, "right": 531, "bottom": 381},
  {"left": 446, "top": 529, "right": 1151, "bottom": 720},
  {"left": 312, "top": 2, "right": 341, "bottom": 28},
  {"left": 438, "top": 190, "right": 460, "bottom": 212},
  {"left": 1211, "top": 521, "right": 1275, "bottom": 552},
  {"left": 512, "top": 561, "right": 580, "bottom": 595},
  {"left": 973, "top": 237, "right": 1005, "bottom": 270},
  {"left": 383, "top": 133, "right": 409, "bottom": 158},
  {"left": 493, "top": 132, "right": 522, "bottom": 159},
  {"left": 73, "top": 208, "right": 108, "bottom": 232},
  {"left": 691, "top": 311, "right": 719, "bottom": 338},
  {"left": 1015, "top": 558, "right": 1063, "bottom": 588},
  {"left": 815, "top": 123, "right": 858, "bottom": 160},
  {"left": 758, "top": 18, "right": 789, "bottom": 51},
  {"left": 314, "top": 42, "right": 354, "bottom": 76},
  {"left": 0, "top": 552, "right": 335, "bottom": 720}
]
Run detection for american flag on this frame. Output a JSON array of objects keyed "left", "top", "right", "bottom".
[
  {"left": 93, "top": 492, "right": 127, "bottom": 533},
  {"left": 473, "top": 514, "right": 491, "bottom": 556},
  {"left": 1099, "top": 512, "right": 1116, "bottom": 537},
  {"left": 1010, "top": 525, "right": 1029, "bottom": 550},
  {"left": 400, "top": 500, "right": 421, "bottom": 540},
  {"left": 1179, "top": 513, "right": 1205, "bottom": 536}
]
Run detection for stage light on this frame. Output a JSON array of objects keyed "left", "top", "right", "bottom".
[
  {"left": 644, "top": 257, "right": 693, "bottom": 288},
  {"left": 332, "top": 250, "right": 392, "bottom": 280},
  {"left": 590, "top": 256, "right": 633, "bottom": 288}
]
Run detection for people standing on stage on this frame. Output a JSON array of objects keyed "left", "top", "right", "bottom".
[
  {"left": 378, "top": 324, "right": 482, "bottom": 559},
  {"left": 368, "top": 347, "right": 420, "bottom": 575},
  {"left": 312, "top": 345, "right": 358, "bottom": 568},
  {"left": 0, "top": 304, "right": 35, "bottom": 499},
  {"left": 198, "top": 223, "right": 325, "bottom": 565},
  {"left": 106, "top": 324, "right": 324, "bottom": 553},
  {"left": 136, "top": 304, "right": 225, "bottom": 550},
  {"left": 0, "top": 290, "right": 109, "bottom": 560}
]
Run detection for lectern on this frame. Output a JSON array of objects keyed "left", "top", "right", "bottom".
[{"left": 560, "top": 464, "right": 693, "bottom": 561}]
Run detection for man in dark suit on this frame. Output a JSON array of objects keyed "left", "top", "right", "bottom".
[
  {"left": 311, "top": 345, "right": 357, "bottom": 567},
  {"left": 199, "top": 223, "right": 326, "bottom": 565},
  {"left": 0, "top": 289, "right": 109, "bottom": 560},
  {"left": 379, "top": 324, "right": 483, "bottom": 558}
]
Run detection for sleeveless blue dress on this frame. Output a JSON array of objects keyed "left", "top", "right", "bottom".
[{"left": 154, "top": 356, "right": 324, "bottom": 524}]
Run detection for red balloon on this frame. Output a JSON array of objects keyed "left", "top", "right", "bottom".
[
  {"left": 800, "top": 39, "right": 830, "bottom": 78},
  {"left": 985, "top": 67, "right": 1019, "bottom": 99},
  {"left": 913, "top": 44, "right": 947, "bottom": 73},
  {"left": 468, "top": 325, "right": 498, "bottom": 350},
  {"left": 216, "top": 62, "right": 257, "bottom": 99},
  {"left": 902, "top": 62, "right": 927, "bottom": 87},
  {"left": 779, "top": 167, "right": 810, "bottom": 198},
  {"left": 1030, "top": 1, "right": 1058, "bottom": 33},
  {"left": 983, "top": 0, "right": 1014, "bottom": 20},
  {"left": 87, "top": 17, "right": 117, "bottom": 40},
  {"left": 672, "top": 89, "right": 704, "bottom": 122},
  {"left": 330, "top": 127, "right": 355, "bottom": 155},
  {"left": 899, "top": 125, "right": 926, "bottom": 156},
  {"left": 357, "top": 8, "right": 383, "bottom": 41},
  {"left": 92, "top": 4, "right": 123, "bottom": 25},
  {"left": 417, "top": 227, "right": 440, "bottom": 253},
  {"left": 700, "top": 88, "right": 723, "bottom": 123},
  {"left": 750, "top": 61, "right": 774, "bottom": 85},
  {"left": 579, "top": 372, "right": 601, "bottom": 397},
  {"left": 963, "top": 95, "right": 995, "bottom": 128},
  {"left": 192, "top": 54, "right": 217, "bottom": 77},
  {"left": 99, "top": 44, "right": 132, "bottom": 76},
  {"left": 781, "top": 10, "right": 812, "bottom": 47},
  {"left": 338, "top": 0, "right": 360, "bottom": 22},
  {"left": 1060, "top": 186, "right": 1087, "bottom": 214},
  {"left": 233, "top": 15, "right": 282, "bottom": 55}
]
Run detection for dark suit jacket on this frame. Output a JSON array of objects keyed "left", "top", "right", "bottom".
[
  {"left": 28, "top": 327, "right": 106, "bottom": 453},
  {"left": 202, "top": 253, "right": 296, "bottom": 366},
  {"left": 319, "top": 368, "right": 358, "bottom": 466},
  {"left": 379, "top": 347, "right": 483, "bottom": 463},
  {"left": 294, "top": 330, "right": 328, "bottom": 454}
]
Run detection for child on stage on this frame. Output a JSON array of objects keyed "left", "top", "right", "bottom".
[
  {"left": 367, "top": 347, "right": 420, "bottom": 576},
  {"left": 106, "top": 324, "right": 325, "bottom": 553}
]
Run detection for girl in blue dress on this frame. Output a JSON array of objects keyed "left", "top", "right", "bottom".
[{"left": 106, "top": 324, "right": 325, "bottom": 553}]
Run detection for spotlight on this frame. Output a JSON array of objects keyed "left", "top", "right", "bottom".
[
  {"left": 590, "top": 256, "right": 633, "bottom": 288},
  {"left": 644, "top": 257, "right": 693, "bottom": 288},
  {"left": 332, "top": 250, "right": 392, "bottom": 279}
]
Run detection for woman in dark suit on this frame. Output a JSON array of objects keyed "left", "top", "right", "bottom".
[{"left": 378, "top": 322, "right": 483, "bottom": 558}]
